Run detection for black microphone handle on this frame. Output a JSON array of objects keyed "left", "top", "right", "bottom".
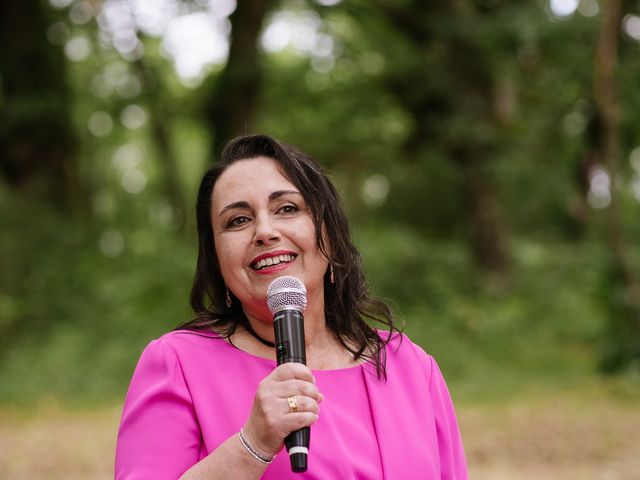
[{"left": 274, "top": 309, "right": 309, "bottom": 473}]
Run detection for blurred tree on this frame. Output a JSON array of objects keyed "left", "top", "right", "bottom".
[
  {"left": 132, "top": 57, "right": 187, "bottom": 224},
  {"left": 365, "top": 0, "right": 515, "bottom": 275},
  {"left": 591, "top": 0, "right": 640, "bottom": 370},
  {"left": 204, "top": 0, "right": 275, "bottom": 157},
  {"left": 0, "top": 0, "right": 84, "bottom": 212},
  {"left": 3, "top": 0, "right": 640, "bottom": 405}
]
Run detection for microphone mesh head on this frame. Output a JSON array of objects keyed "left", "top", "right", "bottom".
[{"left": 267, "top": 276, "right": 307, "bottom": 314}]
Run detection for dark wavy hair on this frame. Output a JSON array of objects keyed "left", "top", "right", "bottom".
[{"left": 179, "top": 134, "right": 401, "bottom": 379}]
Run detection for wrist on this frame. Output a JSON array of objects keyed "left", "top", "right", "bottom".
[{"left": 238, "top": 428, "right": 276, "bottom": 465}]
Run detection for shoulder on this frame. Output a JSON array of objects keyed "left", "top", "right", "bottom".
[
  {"left": 376, "top": 329, "right": 437, "bottom": 383},
  {"left": 128, "top": 329, "right": 244, "bottom": 397},
  {"left": 155, "top": 328, "right": 221, "bottom": 347},
  {"left": 377, "top": 329, "right": 433, "bottom": 361},
  {"left": 137, "top": 329, "right": 229, "bottom": 365}
]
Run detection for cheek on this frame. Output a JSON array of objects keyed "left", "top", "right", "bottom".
[
  {"left": 303, "top": 221, "right": 329, "bottom": 259},
  {"left": 213, "top": 236, "right": 243, "bottom": 278},
  {"left": 294, "top": 221, "right": 328, "bottom": 264}
]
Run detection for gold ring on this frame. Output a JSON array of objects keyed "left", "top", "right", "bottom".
[{"left": 287, "top": 395, "right": 299, "bottom": 414}]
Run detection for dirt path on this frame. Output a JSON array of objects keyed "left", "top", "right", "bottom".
[
  {"left": 0, "top": 404, "right": 120, "bottom": 480},
  {"left": 460, "top": 389, "right": 640, "bottom": 480},
  {"left": 1, "top": 385, "right": 638, "bottom": 479}
]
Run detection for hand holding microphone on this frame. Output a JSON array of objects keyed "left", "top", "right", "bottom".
[
  {"left": 241, "top": 362, "right": 320, "bottom": 467},
  {"left": 267, "top": 276, "right": 312, "bottom": 473}
]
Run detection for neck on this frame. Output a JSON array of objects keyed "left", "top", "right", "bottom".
[
  {"left": 241, "top": 282, "right": 327, "bottom": 344},
  {"left": 232, "top": 292, "right": 356, "bottom": 369}
]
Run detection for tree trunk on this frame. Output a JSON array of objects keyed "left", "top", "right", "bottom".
[
  {"left": 593, "top": 0, "right": 640, "bottom": 370},
  {"left": 205, "top": 0, "right": 274, "bottom": 158},
  {"left": 455, "top": 147, "right": 510, "bottom": 275},
  {"left": 378, "top": 1, "right": 510, "bottom": 275},
  {"left": 132, "top": 59, "right": 187, "bottom": 226},
  {"left": 0, "top": 0, "right": 81, "bottom": 211}
]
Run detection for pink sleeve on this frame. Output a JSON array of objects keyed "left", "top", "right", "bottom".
[
  {"left": 427, "top": 356, "right": 468, "bottom": 480},
  {"left": 115, "top": 339, "right": 201, "bottom": 480}
]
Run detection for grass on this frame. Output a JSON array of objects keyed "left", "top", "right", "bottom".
[{"left": 1, "top": 376, "right": 638, "bottom": 479}]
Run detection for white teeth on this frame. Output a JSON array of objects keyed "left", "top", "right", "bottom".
[{"left": 253, "top": 254, "right": 294, "bottom": 270}]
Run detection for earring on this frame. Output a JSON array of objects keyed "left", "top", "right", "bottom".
[
  {"left": 226, "top": 288, "right": 232, "bottom": 308},
  {"left": 330, "top": 264, "right": 335, "bottom": 284}
]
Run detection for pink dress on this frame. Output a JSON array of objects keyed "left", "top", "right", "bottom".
[{"left": 115, "top": 330, "right": 467, "bottom": 479}]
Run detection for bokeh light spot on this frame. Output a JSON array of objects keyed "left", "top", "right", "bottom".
[
  {"left": 149, "top": 201, "right": 180, "bottom": 229},
  {"left": 88, "top": 111, "right": 113, "bottom": 137},
  {"left": 113, "top": 30, "right": 140, "bottom": 54},
  {"left": 49, "top": 0, "right": 73, "bottom": 9},
  {"left": 549, "top": 0, "right": 578, "bottom": 18},
  {"left": 69, "top": 1, "right": 94, "bottom": 25},
  {"left": 587, "top": 166, "right": 611, "bottom": 209},
  {"left": 208, "top": 0, "right": 237, "bottom": 18},
  {"left": 132, "top": 0, "right": 180, "bottom": 36},
  {"left": 623, "top": 15, "right": 640, "bottom": 41},
  {"left": 563, "top": 111, "right": 586, "bottom": 136},
  {"left": 64, "top": 35, "right": 91, "bottom": 61},
  {"left": 121, "top": 169, "right": 148, "bottom": 194},
  {"left": 120, "top": 105, "right": 147, "bottom": 129},
  {"left": 161, "top": 12, "right": 229, "bottom": 82},
  {"left": 260, "top": 10, "right": 330, "bottom": 60},
  {"left": 362, "top": 175, "right": 390, "bottom": 207},
  {"left": 577, "top": 0, "right": 599, "bottom": 17},
  {"left": 116, "top": 74, "right": 142, "bottom": 98},
  {"left": 99, "top": 230, "right": 125, "bottom": 257},
  {"left": 112, "top": 144, "right": 144, "bottom": 170}
]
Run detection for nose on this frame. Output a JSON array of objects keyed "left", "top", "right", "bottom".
[{"left": 253, "top": 212, "right": 280, "bottom": 246}]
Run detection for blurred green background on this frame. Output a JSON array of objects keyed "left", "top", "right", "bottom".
[{"left": 1, "top": 0, "right": 640, "bottom": 478}]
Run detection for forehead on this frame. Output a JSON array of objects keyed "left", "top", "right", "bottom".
[{"left": 211, "top": 157, "right": 296, "bottom": 207}]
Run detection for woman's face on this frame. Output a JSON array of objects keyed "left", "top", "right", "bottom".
[{"left": 211, "top": 157, "right": 329, "bottom": 323}]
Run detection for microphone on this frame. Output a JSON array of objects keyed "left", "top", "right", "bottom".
[{"left": 267, "top": 276, "right": 309, "bottom": 473}]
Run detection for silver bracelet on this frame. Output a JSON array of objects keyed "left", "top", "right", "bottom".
[{"left": 238, "top": 428, "right": 275, "bottom": 465}]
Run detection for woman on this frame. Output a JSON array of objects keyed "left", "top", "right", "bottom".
[{"left": 115, "top": 134, "right": 467, "bottom": 479}]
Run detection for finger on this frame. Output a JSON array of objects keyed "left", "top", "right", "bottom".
[
  {"left": 275, "top": 379, "right": 321, "bottom": 401},
  {"left": 281, "top": 412, "right": 320, "bottom": 433},
  {"left": 284, "top": 395, "right": 320, "bottom": 415},
  {"left": 270, "top": 363, "right": 315, "bottom": 383}
]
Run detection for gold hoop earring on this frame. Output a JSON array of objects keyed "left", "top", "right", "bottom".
[
  {"left": 226, "top": 288, "right": 232, "bottom": 308},
  {"left": 330, "top": 264, "right": 335, "bottom": 284}
]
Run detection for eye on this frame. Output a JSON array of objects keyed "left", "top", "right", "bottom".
[
  {"left": 277, "top": 204, "right": 299, "bottom": 215},
  {"left": 226, "top": 215, "right": 251, "bottom": 228}
]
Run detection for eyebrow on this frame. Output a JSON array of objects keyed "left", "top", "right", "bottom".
[{"left": 218, "top": 190, "right": 302, "bottom": 217}]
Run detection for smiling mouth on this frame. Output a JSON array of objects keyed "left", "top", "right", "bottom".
[{"left": 251, "top": 254, "right": 297, "bottom": 271}]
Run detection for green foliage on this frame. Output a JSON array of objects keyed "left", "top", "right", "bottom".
[
  {"left": 0, "top": 193, "right": 194, "bottom": 406},
  {"left": 360, "top": 226, "right": 609, "bottom": 402},
  {"left": 0, "top": 190, "right": 615, "bottom": 405},
  {"left": 2, "top": 0, "right": 640, "bottom": 407}
]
